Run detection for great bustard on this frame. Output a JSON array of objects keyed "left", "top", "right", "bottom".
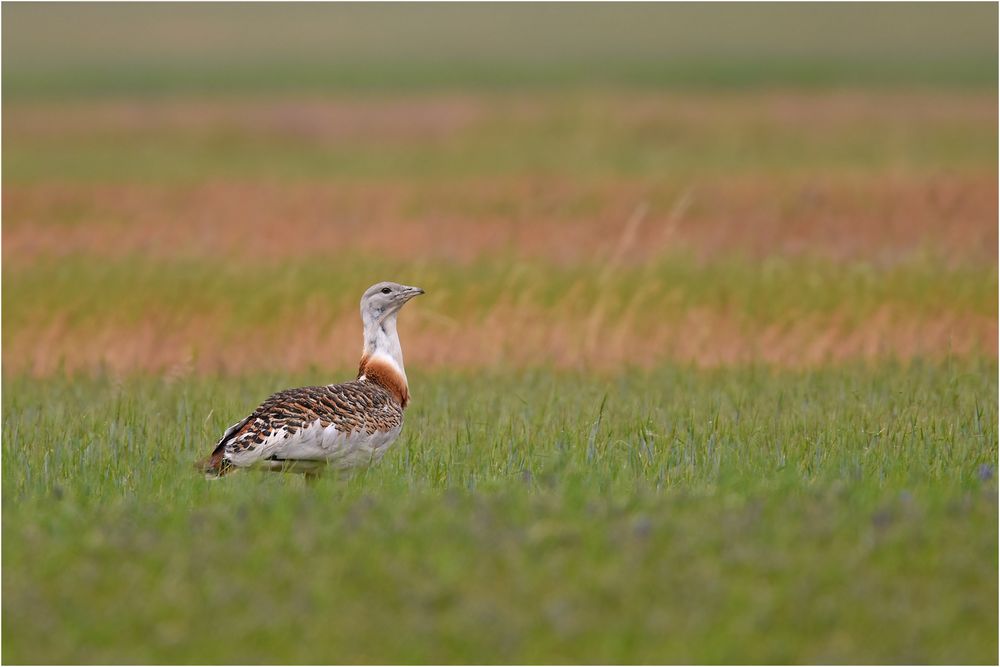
[{"left": 199, "top": 281, "right": 424, "bottom": 479}]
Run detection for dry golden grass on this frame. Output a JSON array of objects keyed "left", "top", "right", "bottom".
[
  {"left": 4, "top": 172, "right": 996, "bottom": 267},
  {"left": 5, "top": 304, "right": 994, "bottom": 377},
  {"left": 4, "top": 91, "right": 996, "bottom": 375}
]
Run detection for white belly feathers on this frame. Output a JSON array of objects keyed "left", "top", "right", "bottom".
[{"left": 227, "top": 419, "right": 404, "bottom": 470}]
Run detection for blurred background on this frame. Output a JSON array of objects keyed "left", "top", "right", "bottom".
[
  {"left": 3, "top": 3, "right": 996, "bottom": 374},
  {"left": 3, "top": 4, "right": 998, "bottom": 664}
]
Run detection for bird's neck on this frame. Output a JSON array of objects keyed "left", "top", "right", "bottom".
[{"left": 357, "top": 312, "right": 410, "bottom": 407}]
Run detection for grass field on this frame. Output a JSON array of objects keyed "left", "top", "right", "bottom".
[
  {"left": 3, "top": 364, "right": 998, "bottom": 663},
  {"left": 3, "top": 4, "right": 998, "bottom": 664}
]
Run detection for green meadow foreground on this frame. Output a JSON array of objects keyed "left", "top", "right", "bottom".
[{"left": 3, "top": 364, "right": 997, "bottom": 663}]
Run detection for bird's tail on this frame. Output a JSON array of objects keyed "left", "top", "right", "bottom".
[{"left": 196, "top": 447, "right": 234, "bottom": 480}]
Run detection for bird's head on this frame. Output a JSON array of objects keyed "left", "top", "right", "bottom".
[{"left": 360, "top": 281, "right": 424, "bottom": 326}]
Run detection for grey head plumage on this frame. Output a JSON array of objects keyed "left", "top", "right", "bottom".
[{"left": 360, "top": 281, "right": 425, "bottom": 329}]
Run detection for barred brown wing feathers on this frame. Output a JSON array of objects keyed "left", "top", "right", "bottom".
[{"left": 219, "top": 381, "right": 403, "bottom": 458}]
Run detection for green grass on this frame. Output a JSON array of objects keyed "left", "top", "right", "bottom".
[
  {"left": 5, "top": 91, "right": 996, "bottom": 184},
  {"left": 3, "top": 4, "right": 997, "bottom": 99},
  {"left": 3, "top": 362, "right": 997, "bottom": 663},
  {"left": 5, "top": 255, "right": 996, "bottom": 336}
]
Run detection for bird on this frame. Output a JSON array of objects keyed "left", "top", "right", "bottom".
[{"left": 198, "top": 281, "right": 424, "bottom": 480}]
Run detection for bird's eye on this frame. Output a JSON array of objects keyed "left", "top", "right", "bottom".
[{"left": 381, "top": 287, "right": 392, "bottom": 294}]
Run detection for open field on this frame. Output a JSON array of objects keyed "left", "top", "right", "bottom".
[
  {"left": 3, "top": 365, "right": 998, "bottom": 663},
  {"left": 4, "top": 254, "right": 996, "bottom": 376},
  {"left": 4, "top": 93, "right": 997, "bottom": 661},
  {"left": 4, "top": 91, "right": 997, "bottom": 376},
  {"left": 3, "top": 4, "right": 998, "bottom": 664},
  {"left": 4, "top": 92, "right": 997, "bottom": 261}
]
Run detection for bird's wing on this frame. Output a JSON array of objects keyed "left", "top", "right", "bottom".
[{"left": 217, "top": 382, "right": 403, "bottom": 466}]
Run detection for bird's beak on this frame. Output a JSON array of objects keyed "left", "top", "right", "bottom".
[{"left": 403, "top": 285, "right": 425, "bottom": 300}]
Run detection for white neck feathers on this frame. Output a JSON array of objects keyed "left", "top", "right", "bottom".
[{"left": 358, "top": 310, "right": 410, "bottom": 406}]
